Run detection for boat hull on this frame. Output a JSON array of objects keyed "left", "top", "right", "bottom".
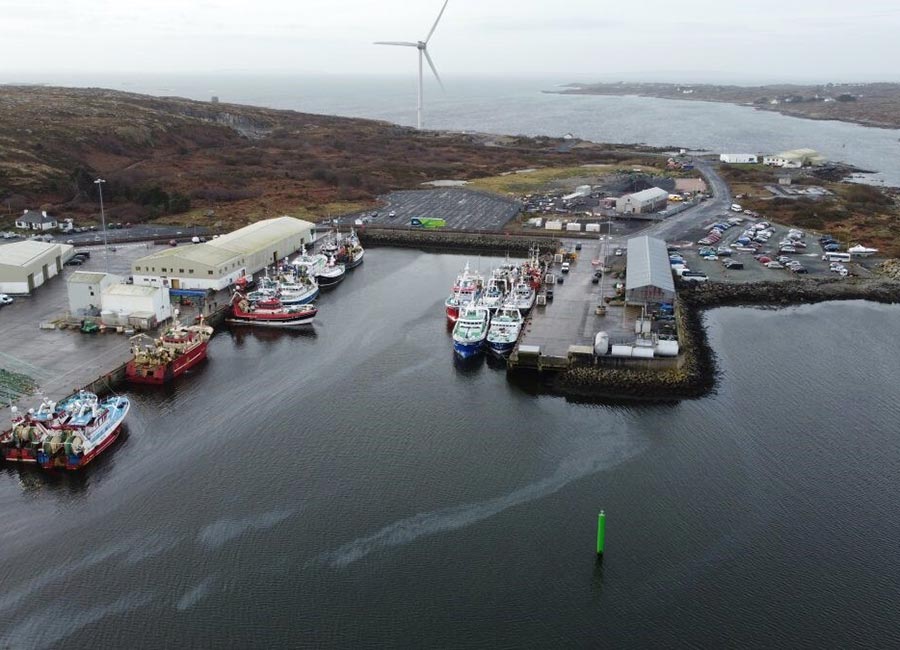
[
  {"left": 453, "top": 339, "right": 485, "bottom": 358},
  {"left": 37, "top": 398, "right": 130, "bottom": 471},
  {"left": 316, "top": 273, "right": 345, "bottom": 289},
  {"left": 126, "top": 341, "right": 208, "bottom": 385},
  {"left": 226, "top": 314, "right": 316, "bottom": 328},
  {"left": 342, "top": 251, "right": 364, "bottom": 269},
  {"left": 2, "top": 446, "right": 39, "bottom": 463},
  {"left": 487, "top": 340, "right": 516, "bottom": 356}
]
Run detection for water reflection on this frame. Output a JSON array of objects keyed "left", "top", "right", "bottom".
[
  {"left": 452, "top": 352, "right": 485, "bottom": 375},
  {"left": 226, "top": 324, "right": 319, "bottom": 346}
]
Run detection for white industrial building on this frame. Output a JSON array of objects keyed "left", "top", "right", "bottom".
[
  {"left": 720, "top": 153, "right": 759, "bottom": 164},
  {"left": 132, "top": 216, "right": 316, "bottom": 290},
  {"left": 101, "top": 284, "right": 172, "bottom": 329},
  {"left": 625, "top": 236, "right": 676, "bottom": 305},
  {"left": 763, "top": 149, "right": 826, "bottom": 168},
  {"left": 67, "top": 271, "right": 122, "bottom": 315},
  {"left": 616, "top": 187, "right": 669, "bottom": 215},
  {"left": 14, "top": 210, "right": 58, "bottom": 231},
  {"left": 0, "top": 240, "right": 74, "bottom": 294}
]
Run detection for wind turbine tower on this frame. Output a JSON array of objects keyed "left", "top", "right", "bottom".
[{"left": 375, "top": 0, "right": 449, "bottom": 130}]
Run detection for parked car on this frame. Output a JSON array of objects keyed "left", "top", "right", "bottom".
[
  {"left": 65, "top": 257, "right": 84, "bottom": 266},
  {"left": 681, "top": 272, "right": 709, "bottom": 282},
  {"left": 0, "top": 294, "right": 13, "bottom": 306},
  {"left": 561, "top": 262, "right": 570, "bottom": 273},
  {"left": 614, "top": 248, "right": 624, "bottom": 256},
  {"left": 723, "top": 260, "right": 744, "bottom": 270},
  {"left": 766, "top": 261, "right": 784, "bottom": 269}
]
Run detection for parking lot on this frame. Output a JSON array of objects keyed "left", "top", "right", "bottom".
[
  {"left": 672, "top": 213, "right": 862, "bottom": 284},
  {"left": 354, "top": 188, "right": 521, "bottom": 231}
]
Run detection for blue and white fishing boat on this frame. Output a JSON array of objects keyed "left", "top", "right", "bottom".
[
  {"left": 35, "top": 393, "right": 130, "bottom": 470},
  {"left": 452, "top": 303, "right": 491, "bottom": 358},
  {"left": 480, "top": 276, "right": 510, "bottom": 312},
  {"left": 486, "top": 303, "right": 523, "bottom": 356}
]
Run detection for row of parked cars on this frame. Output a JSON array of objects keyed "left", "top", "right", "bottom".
[
  {"left": 668, "top": 251, "right": 709, "bottom": 282},
  {"left": 64, "top": 250, "right": 91, "bottom": 266}
]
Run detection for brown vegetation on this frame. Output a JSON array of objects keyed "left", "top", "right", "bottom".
[
  {"left": 0, "top": 86, "right": 656, "bottom": 231},
  {"left": 717, "top": 164, "right": 900, "bottom": 255}
]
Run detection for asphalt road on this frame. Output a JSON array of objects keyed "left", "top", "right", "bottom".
[{"left": 30, "top": 225, "right": 210, "bottom": 246}]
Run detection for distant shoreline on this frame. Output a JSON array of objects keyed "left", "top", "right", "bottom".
[{"left": 550, "top": 82, "right": 900, "bottom": 131}]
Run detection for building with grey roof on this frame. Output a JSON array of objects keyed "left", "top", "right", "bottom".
[
  {"left": 131, "top": 216, "right": 316, "bottom": 290},
  {"left": 0, "top": 240, "right": 74, "bottom": 294},
  {"left": 625, "top": 236, "right": 675, "bottom": 305},
  {"left": 616, "top": 187, "right": 669, "bottom": 215},
  {"left": 14, "top": 210, "right": 58, "bottom": 231}
]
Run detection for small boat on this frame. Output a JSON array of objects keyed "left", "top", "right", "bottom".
[
  {"left": 337, "top": 229, "right": 365, "bottom": 269},
  {"left": 444, "top": 263, "right": 483, "bottom": 322},
  {"left": 36, "top": 394, "right": 131, "bottom": 470},
  {"left": 126, "top": 312, "right": 213, "bottom": 384},
  {"left": 452, "top": 303, "right": 491, "bottom": 358},
  {"left": 486, "top": 303, "right": 523, "bottom": 356},
  {"left": 511, "top": 280, "right": 536, "bottom": 315},
  {"left": 316, "top": 254, "right": 346, "bottom": 289},
  {"left": 226, "top": 291, "right": 318, "bottom": 327}
]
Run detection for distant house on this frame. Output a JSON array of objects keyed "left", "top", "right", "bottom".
[
  {"left": 763, "top": 149, "right": 826, "bottom": 168},
  {"left": 15, "top": 210, "right": 58, "bottom": 231},
  {"left": 719, "top": 153, "right": 758, "bottom": 164}
]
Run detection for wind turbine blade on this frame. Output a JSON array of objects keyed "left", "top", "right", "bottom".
[
  {"left": 423, "top": 49, "right": 444, "bottom": 90},
  {"left": 425, "top": 0, "right": 449, "bottom": 44},
  {"left": 373, "top": 41, "right": 418, "bottom": 47}
]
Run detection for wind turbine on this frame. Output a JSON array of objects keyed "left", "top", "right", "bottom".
[{"left": 374, "top": 0, "right": 448, "bottom": 130}]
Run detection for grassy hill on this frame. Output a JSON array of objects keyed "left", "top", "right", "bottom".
[{"left": 0, "top": 86, "right": 652, "bottom": 230}]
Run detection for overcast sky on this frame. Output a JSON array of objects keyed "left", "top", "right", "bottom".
[{"left": 2, "top": 0, "right": 899, "bottom": 82}]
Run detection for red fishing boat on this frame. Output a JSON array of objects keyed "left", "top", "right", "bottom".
[
  {"left": 126, "top": 313, "right": 214, "bottom": 384},
  {"left": 227, "top": 291, "right": 318, "bottom": 327}
]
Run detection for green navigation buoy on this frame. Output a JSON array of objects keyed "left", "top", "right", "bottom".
[{"left": 596, "top": 510, "right": 606, "bottom": 556}]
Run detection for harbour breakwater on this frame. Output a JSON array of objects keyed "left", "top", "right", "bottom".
[
  {"left": 357, "top": 228, "right": 560, "bottom": 255},
  {"left": 538, "top": 278, "right": 900, "bottom": 402}
]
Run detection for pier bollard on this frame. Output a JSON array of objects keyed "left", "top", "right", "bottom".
[{"left": 596, "top": 510, "right": 606, "bottom": 556}]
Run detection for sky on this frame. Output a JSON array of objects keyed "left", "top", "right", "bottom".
[{"left": 2, "top": 0, "right": 900, "bottom": 83}]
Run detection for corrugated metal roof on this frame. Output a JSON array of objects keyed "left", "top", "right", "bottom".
[
  {"left": 0, "top": 241, "right": 64, "bottom": 266},
  {"left": 67, "top": 271, "right": 110, "bottom": 284},
  {"left": 627, "top": 187, "right": 669, "bottom": 202},
  {"left": 625, "top": 235, "right": 675, "bottom": 294},
  {"left": 134, "top": 216, "right": 314, "bottom": 268}
]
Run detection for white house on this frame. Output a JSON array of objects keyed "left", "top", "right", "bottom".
[
  {"left": 616, "top": 187, "right": 670, "bottom": 215},
  {"left": 15, "top": 210, "right": 58, "bottom": 231},
  {"left": 719, "top": 154, "right": 759, "bottom": 164}
]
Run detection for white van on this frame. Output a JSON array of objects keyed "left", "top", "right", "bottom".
[
  {"left": 822, "top": 252, "right": 851, "bottom": 263},
  {"left": 730, "top": 203, "right": 743, "bottom": 212}
]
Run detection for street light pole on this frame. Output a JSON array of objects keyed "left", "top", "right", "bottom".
[{"left": 94, "top": 178, "right": 109, "bottom": 273}]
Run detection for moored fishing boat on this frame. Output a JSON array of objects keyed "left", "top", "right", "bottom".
[
  {"left": 316, "top": 254, "right": 346, "bottom": 289},
  {"left": 126, "top": 312, "right": 214, "bottom": 384},
  {"left": 337, "top": 228, "right": 365, "bottom": 269},
  {"left": 452, "top": 303, "right": 491, "bottom": 358},
  {"left": 444, "top": 263, "right": 484, "bottom": 322},
  {"left": 511, "top": 279, "right": 536, "bottom": 315},
  {"left": 36, "top": 393, "right": 130, "bottom": 470},
  {"left": 486, "top": 303, "right": 524, "bottom": 356},
  {"left": 481, "top": 276, "right": 511, "bottom": 312},
  {"left": 227, "top": 291, "right": 318, "bottom": 327}
]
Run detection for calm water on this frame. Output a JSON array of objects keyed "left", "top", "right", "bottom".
[
  {"left": 7, "top": 73, "right": 900, "bottom": 186},
  {"left": 2, "top": 249, "right": 899, "bottom": 648}
]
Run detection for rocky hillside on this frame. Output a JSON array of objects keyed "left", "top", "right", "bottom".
[{"left": 0, "top": 86, "right": 650, "bottom": 229}]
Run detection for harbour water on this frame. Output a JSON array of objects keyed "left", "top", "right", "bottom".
[
  {"left": 9, "top": 73, "right": 900, "bottom": 186},
  {"left": 2, "top": 249, "right": 900, "bottom": 647}
]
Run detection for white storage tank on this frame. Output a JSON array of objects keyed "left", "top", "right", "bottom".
[
  {"left": 565, "top": 222, "right": 582, "bottom": 232},
  {"left": 655, "top": 340, "right": 680, "bottom": 357},
  {"left": 594, "top": 332, "right": 609, "bottom": 356},
  {"left": 585, "top": 223, "right": 601, "bottom": 233},
  {"left": 610, "top": 345, "right": 633, "bottom": 357},
  {"left": 545, "top": 220, "right": 563, "bottom": 231},
  {"left": 632, "top": 346, "right": 655, "bottom": 359}
]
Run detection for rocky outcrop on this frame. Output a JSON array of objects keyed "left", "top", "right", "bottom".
[{"left": 875, "top": 259, "right": 900, "bottom": 281}]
